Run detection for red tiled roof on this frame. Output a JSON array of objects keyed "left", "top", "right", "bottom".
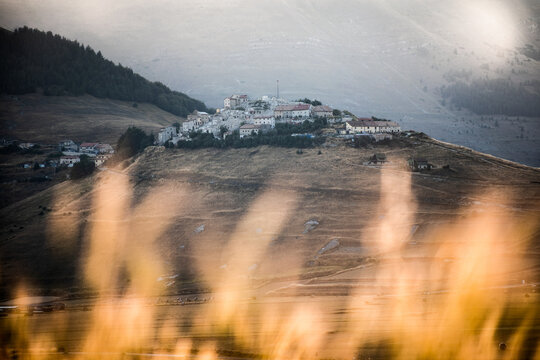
[
  {"left": 275, "top": 105, "right": 296, "bottom": 111},
  {"left": 347, "top": 120, "right": 400, "bottom": 127},
  {"left": 80, "top": 142, "right": 98, "bottom": 147},
  {"left": 240, "top": 124, "right": 260, "bottom": 129},
  {"left": 293, "top": 104, "right": 310, "bottom": 111},
  {"left": 313, "top": 105, "right": 333, "bottom": 112},
  {"left": 275, "top": 104, "right": 311, "bottom": 111}
]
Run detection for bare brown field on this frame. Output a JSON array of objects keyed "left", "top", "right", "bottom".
[
  {"left": 0, "top": 93, "right": 183, "bottom": 144},
  {"left": 0, "top": 135, "right": 539, "bottom": 359}
]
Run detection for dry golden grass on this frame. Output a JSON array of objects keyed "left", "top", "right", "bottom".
[{"left": 1, "top": 136, "right": 539, "bottom": 359}]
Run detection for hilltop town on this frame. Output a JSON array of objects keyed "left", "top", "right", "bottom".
[
  {"left": 156, "top": 94, "right": 401, "bottom": 146},
  {"left": 2, "top": 94, "right": 402, "bottom": 169},
  {"left": 0, "top": 93, "right": 407, "bottom": 207}
]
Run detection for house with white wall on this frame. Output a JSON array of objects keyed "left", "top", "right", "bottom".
[
  {"left": 224, "top": 95, "right": 249, "bottom": 109},
  {"left": 274, "top": 104, "right": 295, "bottom": 119},
  {"left": 187, "top": 110, "right": 211, "bottom": 126},
  {"left": 182, "top": 121, "right": 196, "bottom": 133},
  {"left": 291, "top": 104, "right": 311, "bottom": 118},
  {"left": 157, "top": 126, "right": 177, "bottom": 145},
  {"left": 94, "top": 143, "right": 114, "bottom": 154},
  {"left": 58, "top": 140, "right": 78, "bottom": 152},
  {"left": 345, "top": 119, "right": 401, "bottom": 134},
  {"left": 93, "top": 154, "right": 112, "bottom": 167},
  {"left": 239, "top": 124, "right": 261, "bottom": 138},
  {"left": 59, "top": 155, "right": 80, "bottom": 167},
  {"left": 80, "top": 143, "right": 99, "bottom": 154},
  {"left": 253, "top": 116, "right": 275, "bottom": 128},
  {"left": 312, "top": 105, "right": 333, "bottom": 118}
]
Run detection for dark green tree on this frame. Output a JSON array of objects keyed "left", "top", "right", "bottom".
[
  {"left": 70, "top": 155, "right": 95, "bottom": 179},
  {"left": 219, "top": 125, "right": 228, "bottom": 138},
  {"left": 115, "top": 126, "right": 154, "bottom": 160}
]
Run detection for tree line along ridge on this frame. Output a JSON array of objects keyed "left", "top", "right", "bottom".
[{"left": 0, "top": 27, "right": 207, "bottom": 117}]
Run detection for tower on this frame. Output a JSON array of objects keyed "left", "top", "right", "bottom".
[{"left": 276, "top": 80, "right": 279, "bottom": 99}]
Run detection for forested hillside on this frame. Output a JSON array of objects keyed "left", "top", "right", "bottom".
[{"left": 0, "top": 27, "right": 207, "bottom": 117}]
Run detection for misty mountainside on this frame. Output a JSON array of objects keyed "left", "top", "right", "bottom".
[
  {"left": 21, "top": 0, "right": 533, "bottom": 164},
  {"left": 1, "top": 0, "right": 539, "bottom": 164},
  {"left": 3, "top": 1, "right": 538, "bottom": 117},
  {"left": 0, "top": 27, "right": 207, "bottom": 117},
  {"left": 76, "top": 0, "right": 539, "bottom": 116}
]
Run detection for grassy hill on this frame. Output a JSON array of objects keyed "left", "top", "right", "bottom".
[
  {"left": 0, "top": 93, "right": 184, "bottom": 144},
  {"left": 1, "top": 134, "right": 538, "bottom": 297},
  {"left": 1, "top": 134, "right": 539, "bottom": 358}
]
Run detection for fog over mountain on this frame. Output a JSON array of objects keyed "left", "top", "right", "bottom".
[{"left": 1, "top": 0, "right": 539, "bottom": 164}]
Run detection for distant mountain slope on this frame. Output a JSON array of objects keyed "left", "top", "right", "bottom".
[
  {"left": 0, "top": 93, "right": 183, "bottom": 144},
  {"left": 0, "top": 27, "right": 207, "bottom": 117}
]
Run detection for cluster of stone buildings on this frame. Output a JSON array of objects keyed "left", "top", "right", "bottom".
[
  {"left": 58, "top": 140, "right": 114, "bottom": 167},
  {"left": 155, "top": 94, "right": 402, "bottom": 144},
  {"left": 156, "top": 95, "right": 342, "bottom": 144}
]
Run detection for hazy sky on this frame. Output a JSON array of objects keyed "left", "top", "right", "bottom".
[{"left": 1, "top": 0, "right": 538, "bottom": 112}]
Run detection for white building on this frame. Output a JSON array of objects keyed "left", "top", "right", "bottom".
[
  {"left": 239, "top": 124, "right": 261, "bottom": 138},
  {"left": 253, "top": 116, "right": 275, "bottom": 128},
  {"left": 58, "top": 140, "right": 78, "bottom": 152},
  {"left": 274, "top": 104, "right": 311, "bottom": 119},
  {"left": 224, "top": 94, "right": 249, "bottom": 109},
  {"left": 171, "top": 134, "right": 189, "bottom": 145},
  {"left": 157, "top": 126, "right": 177, "bottom": 145},
  {"left": 312, "top": 105, "right": 333, "bottom": 118},
  {"left": 291, "top": 104, "right": 311, "bottom": 118},
  {"left": 187, "top": 110, "right": 211, "bottom": 127},
  {"left": 94, "top": 143, "right": 114, "bottom": 154},
  {"left": 18, "top": 142, "right": 35, "bottom": 149},
  {"left": 93, "top": 154, "right": 112, "bottom": 167},
  {"left": 345, "top": 119, "right": 401, "bottom": 134},
  {"left": 182, "top": 121, "right": 196, "bottom": 133},
  {"left": 79, "top": 142, "right": 99, "bottom": 154},
  {"left": 274, "top": 105, "right": 294, "bottom": 119},
  {"left": 59, "top": 155, "right": 80, "bottom": 167}
]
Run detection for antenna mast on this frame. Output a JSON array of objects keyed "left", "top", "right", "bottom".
[{"left": 276, "top": 80, "right": 279, "bottom": 99}]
